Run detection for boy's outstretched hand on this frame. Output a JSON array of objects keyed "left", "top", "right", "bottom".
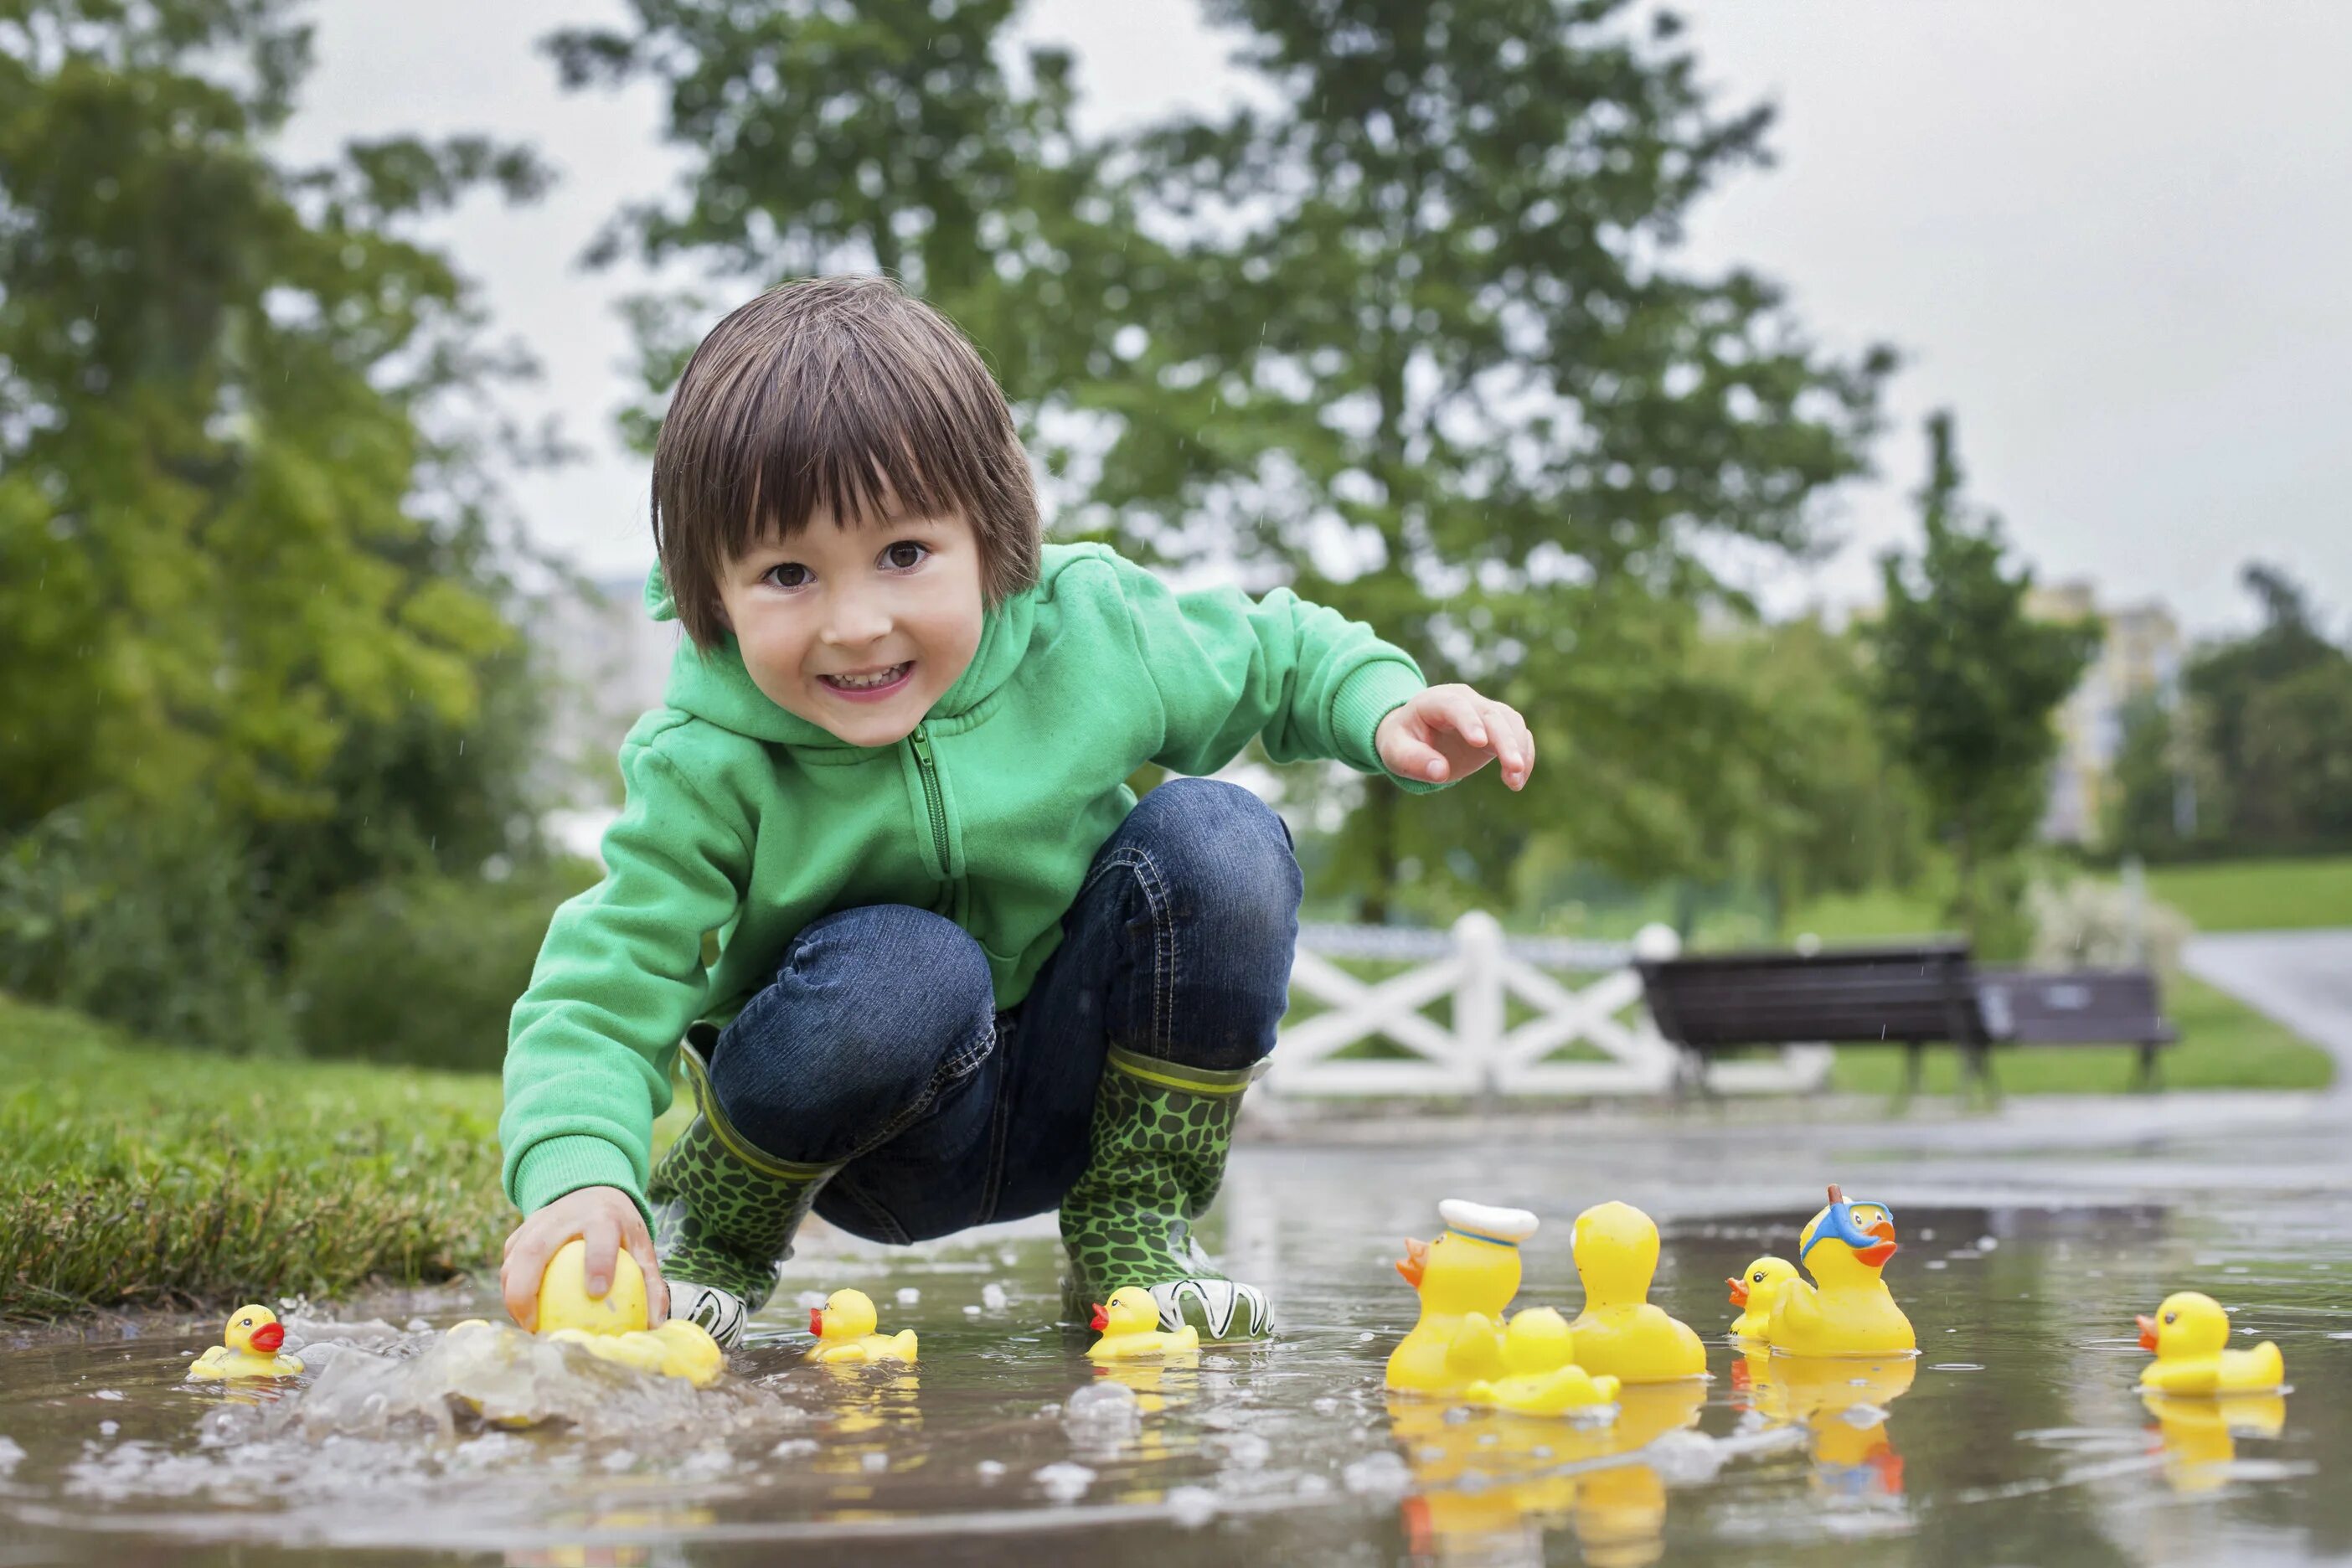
[
  {"left": 500, "top": 1185, "right": 669, "bottom": 1331},
  {"left": 1375, "top": 683, "right": 1536, "bottom": 791}
]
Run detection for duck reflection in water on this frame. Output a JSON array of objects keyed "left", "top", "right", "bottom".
[
  {"left": 1384, "top": 1381, "right": 1705, "bottom": 1567},
  {"left": 1732, "top": 1351, "right": 1914, "bottom": 1506}
]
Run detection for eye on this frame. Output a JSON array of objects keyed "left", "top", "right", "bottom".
[
  {"left": 2164, "top": 1311, "right": 2177, "bottom": 1324},
  {"left": 883, "top": 540, "right": 929, "bottom": 571},
  {"left": 1752, "top": 1271, "right": 1766, "bottom": 1283},
  {"left": 763, "top": 561, "right": 811, "bottom": 590}
]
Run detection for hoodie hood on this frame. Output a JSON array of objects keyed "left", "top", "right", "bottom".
[{"left": 643, "top": 560, "right": 1037, "bottom": 749}]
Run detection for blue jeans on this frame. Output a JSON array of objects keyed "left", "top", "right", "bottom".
[{"left": 704, "top": 777, "right": 1302, "bottom": 1245}]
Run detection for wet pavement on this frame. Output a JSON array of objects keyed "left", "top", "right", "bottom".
[
  {"left": 2187, "top": 929, "right": 2352, "bottom": 1086},
  {"left": 2, "top": 1091, "right": 2347, "bottom": 1566}
]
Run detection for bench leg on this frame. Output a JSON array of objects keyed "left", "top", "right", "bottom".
[
  {"left": 1967, "top": 1044, "right": 2001, "bottom": 1106},
  {"left": 2138, "top": 1042, "right": 2161, "bottom": 1092},
  {"left": 1904, "top": 1042, "right": 1924, "bottom": 1098}
]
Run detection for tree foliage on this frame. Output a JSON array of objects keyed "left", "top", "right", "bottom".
[
  {"left": 1864, "top": 413, "right": 2098, "bottom": 944},
  {"left": 0, "top": 0, "right": 561, "bottom": 1042},
  {"left": 2115, "top": 566, "right": 2352, "bottom": 859},
  {"left": 559, "top": 0, "right": 1893, "bottom": 919}
]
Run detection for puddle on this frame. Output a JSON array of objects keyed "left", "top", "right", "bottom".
[{"left": 2, "top": 1117, "right": 2348, "bottom": 1565}]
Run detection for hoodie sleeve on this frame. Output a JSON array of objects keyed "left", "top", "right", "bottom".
[
  {"left": 500, "top": 729, "right": 750, "bottom": 1226},
  {"left": 1108, "top": 553, "right": 1451, "bottom": 793}
]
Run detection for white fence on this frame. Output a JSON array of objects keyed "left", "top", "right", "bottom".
[{"left": 1266, "top": 911, "right": 1833, "bottom": 1099}]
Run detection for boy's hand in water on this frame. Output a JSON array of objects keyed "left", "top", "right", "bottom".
[
  {"left": 1375, "top": 683, "right": 1536, "bottom": 791},
  {"left": 500, "top": 1185, "right": 669, "bottom": 1331}
]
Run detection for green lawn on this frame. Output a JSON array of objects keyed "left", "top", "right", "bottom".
[
  {"left": 2145, "top": 856, "right": 2352, "bottom": 932},
  {"left": 0, "top": 994, "right": 512, "bottom": 1319},
  {"left": 1826, "top": 972, "right": 2333, "bottom": 1095}
]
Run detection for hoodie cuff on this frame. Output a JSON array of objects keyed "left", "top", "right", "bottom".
[
  {"left": 1331, "top": 660, "right": 1451, "bottom": 795},
  {"left": 512, "top": 1134, "right": 651, "bottom": 1230}
]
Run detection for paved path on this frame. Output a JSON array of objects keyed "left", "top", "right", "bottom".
[{"left": 2184, "top": 927, "right": 2352, "bottom": 1092}]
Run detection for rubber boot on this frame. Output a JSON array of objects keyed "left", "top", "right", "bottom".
[
  {"left": 649, "top": 1036, "right": 838, "bottom": 1349},
  {"left": 1058, "top": 1044, "right": 1272, "bottom": 1341}
]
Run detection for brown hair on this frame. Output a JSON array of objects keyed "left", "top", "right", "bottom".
[{"left": 651, "top": 275, "right": 1041, "bottom": 647}]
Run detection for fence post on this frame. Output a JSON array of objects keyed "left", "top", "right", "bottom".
[{"left": 1452, "top": 910, "right": 1506, "bottom": 1105}]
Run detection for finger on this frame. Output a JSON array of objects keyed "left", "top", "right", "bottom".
[
  {"left": 1390, "top": 711, "right": 1451, "bottom": 781},
  {"left": 622, "top": 1215, "right": 668, "bottom": 1324},
  {"left": 581, "top": 1216, "right": 622, "bottom": 1297},
  {"left": 1502, "top": 713, "right": 1536, "bottom": 787},
  {"left": 503, "top": 1237, "right": 550, "bottom": 1331},
  {"left": 1427, "top": 689, "right": 1488, "bottom": 749}
]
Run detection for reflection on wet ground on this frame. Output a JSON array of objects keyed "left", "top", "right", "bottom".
[{"left": 2, "top": 1094, "right": 2347, "bottom": 1565}]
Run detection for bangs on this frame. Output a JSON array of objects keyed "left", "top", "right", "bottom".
[{"left": 651, "top": 275, "right": 1040, "bottom": 647}]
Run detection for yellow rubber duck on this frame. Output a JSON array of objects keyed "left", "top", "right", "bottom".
[
  {"left": 2135, "top": 1291, "right": 2284, "bottom": 1395},
  {"left": 1764, "top": 1186, "right": 1915, "bottom": 1357},
  {"left": 1385, "top": 1199, "right": 1540, "bottom": 1395},
  {"left": 188, "top": 1304, "right": 306, "bottom": 1380},
  {"left": 807, "top": 1287, "right": 918, "bottom": 1364},
  {"left": 1564, "top": 1201, "right": 1707, "bottom": 1383},
  {"left": 465, "top": 1240, "right": 727, "bottom": 1388},
  {"left": 1086, "top": 1286, "right": 1202, "bottom": 1361},
  {"left": 1462, "top": 1305, "right": 1622, "bottom": 1415},
  {"left": 1726, "top": 1256, "right": 1799, "bottom": 1341}
]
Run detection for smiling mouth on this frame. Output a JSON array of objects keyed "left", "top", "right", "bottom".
[{"left": 819, "top": 662, "right": 913, "bottom": 693}]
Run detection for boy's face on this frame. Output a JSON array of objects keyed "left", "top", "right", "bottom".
[{"left": 714, "top": 502, "right": 985, "bottom": 747}]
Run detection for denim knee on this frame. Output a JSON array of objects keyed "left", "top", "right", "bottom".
[
  {"left": 709, "top": 905, "right": 998, "bottom": 1164},
  {"left": 1121, "top": 776, "right": 1302, "bottom": 946},
  {"left": 1108, "top": 777, "right": 1302, "bottom": 1069}
]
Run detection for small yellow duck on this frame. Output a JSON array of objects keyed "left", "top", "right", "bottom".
[
  {"left": 1086, "top": 1286, "right": 1203, "bottom": 1361},
  {"left": 1462, "top": 1306, "right": 1622, "bottom": 1416},
  {"left": 1764, "top": 1185, "right": 1915, "bottom": 1357},
  {"left": 461, "top": 1239, "right": 727, "bottom": 1389},
  {"left": 1727, "top": 1256, "right": 1799, "bottom": 1341},
  {"left": 1386, "top": 1199, "right": 1540, "bottom": 1395},
  {"left": 1563, "top": 1201, "right": 1707, "bottom": 1383},
  {"left": 807, "top": 1287, "right": 918, "bottom": 1364},
  {"left": 189, "top": 1304, "right": 306, "bottom": 1380},
  {"left": 2134, "top": 1291, "right": 2284, "bottom": 1395}
]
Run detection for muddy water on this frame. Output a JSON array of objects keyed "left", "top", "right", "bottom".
[{"left": 3, "top": 1099, "right": 2347, "bottom": 1566}]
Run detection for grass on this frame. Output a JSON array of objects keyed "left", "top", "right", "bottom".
[
  {"left": 2143, "top": 856, "right": 2352, "bottom": 932},
  {"left": 1824, "top": 972, "right": 2333, "bottom": 1095},
  {"left": 0, "top": 993, "right": 513, "bottom": 1321}
]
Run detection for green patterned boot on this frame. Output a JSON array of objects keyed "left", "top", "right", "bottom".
[
  {"left": 649, "top": 1037, "right": 838, "bottom": 1349},
  {"left": 1058, "top": 1044, "right": 1272, "bottom": 1341}
]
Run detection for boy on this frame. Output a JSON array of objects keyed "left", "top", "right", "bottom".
[{"left": 498, "top": 276, "right": 1534, "bottom": 1348}]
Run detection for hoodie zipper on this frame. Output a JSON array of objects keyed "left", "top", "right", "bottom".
[{"left": 908, "top": 723, "right": 952, "bottom": 879}]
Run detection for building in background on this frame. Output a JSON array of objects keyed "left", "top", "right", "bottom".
[{"left": 2030, "top": 581, "right": 2183, "bottom": 844}]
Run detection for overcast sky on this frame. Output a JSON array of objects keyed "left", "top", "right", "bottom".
[{"left": 284, "top": 1, "right": 2352, "bottom": 639}]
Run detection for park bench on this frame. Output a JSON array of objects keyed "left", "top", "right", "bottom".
[
  {"left": 1635, "top": 941, "right": 1991, "bottom": 1096},
  {"left": 1635, "top": 942, "right": 2181, "bottom": 1096},
  {"left": 1975, "top": 967, "right": 2179, "bottom": 1090}
]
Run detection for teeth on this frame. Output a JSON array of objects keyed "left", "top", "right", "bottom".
[{"left": 825, "top": 663, "right": 908, "bottom": 691}]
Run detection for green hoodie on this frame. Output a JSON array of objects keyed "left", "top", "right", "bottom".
[{"left": 502, "top": 542, "right": 1442, "bottom": 1222}]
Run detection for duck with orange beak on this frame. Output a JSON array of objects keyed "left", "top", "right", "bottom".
[
  {"left": 806, "top": 1287, "right": 918, "bottom": 1364},
  {"left": 1763, "top": 1185, "right": 1915, "bottom": 1357},
  {"left": 1385, "top": 1199, "right": 1538, "bottom": 1395}
]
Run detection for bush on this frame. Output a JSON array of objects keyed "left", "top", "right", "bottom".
[
  {"left": 288, "top": 860, "right": 601, "bottom": 1072},
  {"left": 2027, "top": 876, "right": 2190, "bottom": 977},
  {"left": 0, "top": 802, "right": 291, "bottom": 1053}
]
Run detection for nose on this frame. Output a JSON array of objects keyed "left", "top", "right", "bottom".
[{"left": 818, "top": 581, "right": 893, "bottom": 647}]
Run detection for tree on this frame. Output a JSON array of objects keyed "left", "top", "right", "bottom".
[
  {"left": 0, "top": 1, "right": 552, "bottom": 854},
  {"left": 1092, "top": 0, "right": 1893, "bottom": 918},
  {"left": 0, "top": 1, "right": 561, "bottom": 1036},
  {"left": 1864, "top": 412, "right": 2099, "bottom": 946},
  {"left": 544, "top": 0, "right": 1150, "bottom": 464},
  {"left": 554, "top": 0, "right": 1891, "bottom": 923}
]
